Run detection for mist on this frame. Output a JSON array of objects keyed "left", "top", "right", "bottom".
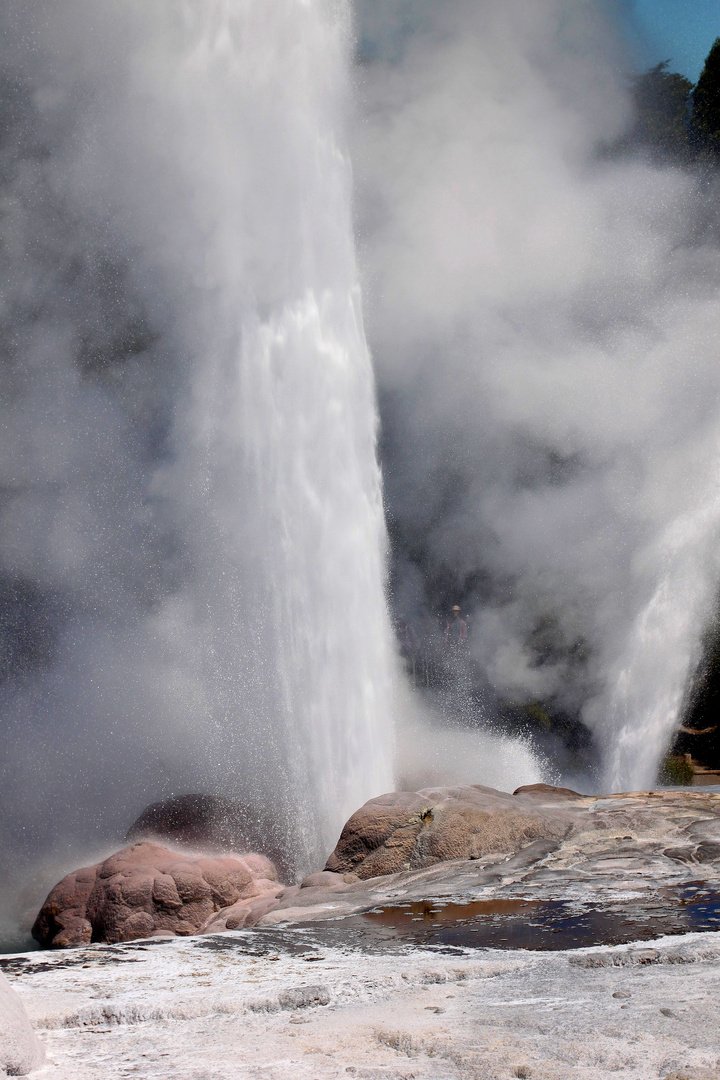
[
  {"left": 354, "top": 0, "right": 720, "bottom": 789},
  {"left": 2, "top": 0, "right": 720, "bottom": 953},
  {"left": 0, "top": 0, "right": 397, "bottom": 920}
]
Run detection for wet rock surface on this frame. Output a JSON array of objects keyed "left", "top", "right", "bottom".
[
  {"left": 256, "top": 785, "right": 720, "bottom": 937},
  {"left": 32, "top": 841, "right": 280, "bottom": 949},
  {"left": 31, "top": 785, "right": 720, "bottom": 949}
]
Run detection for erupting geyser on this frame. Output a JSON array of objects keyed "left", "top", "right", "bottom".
[
  {"left": 355, "top": 0, "right": 720, "bottom": 794},
  {"left": 0, "top": 0, "right": 395, "bottom": 882},
  {"left": 5, "top": 0, "right": 720, "bottom": 941}
]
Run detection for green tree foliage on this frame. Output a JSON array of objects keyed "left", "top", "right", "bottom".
[
  {"left": 659, "top": 753, "right": 694, "bottom": 787},
  {"left": 615, "top": 37, "right": 720, "bottom": 165},
  {"left": 626, "top": 61, "right": 693, "bottom": 160},
  {"left": 692, "top": 37, "right": 720, "bottom": 155}
]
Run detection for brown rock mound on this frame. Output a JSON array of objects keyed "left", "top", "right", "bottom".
[
  {"left": 325, "top": 785, "right": 570, "bottom": 879},
  {"left": 32, "top": 840, "right": 279, "bottom": 948},
  {"left": 513, "top": 783, "right": 583, "bottom": 799},
  {"left": 125, "top": 793, "right": 291, "bottom": 879}
]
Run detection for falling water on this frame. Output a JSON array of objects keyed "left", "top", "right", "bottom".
[
  {"left": 152, "top": 0, "right": 398, "bottom": 868},
  {"left": 0, "top": 0, "right": 395, "bottom": 881},
  {"left": 600, "top": 477, "right": 720, "bottom": 792}
]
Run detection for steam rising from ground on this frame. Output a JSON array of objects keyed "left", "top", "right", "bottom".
[{"left": 355, "top": 0, "right": 720, "bottom": 789}]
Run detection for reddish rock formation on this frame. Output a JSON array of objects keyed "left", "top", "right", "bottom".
[
  {"left": 324, "top": 785, "right": 570, "bottom": 880},
  {"left": 200, "top": 886, "right": 290, "bottom": 934},
  {"left": 31, "top": 784, "right": 720, "bottom": 949},
  {"left": 32, "top": 841, "right": 280, "bottom": 948},
  {"left": 125, "top": 793, "right": 291, "bottom": 879}
]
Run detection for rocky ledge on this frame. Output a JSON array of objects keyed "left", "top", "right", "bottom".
[{"left": 32, "top": 783, "right": 720, "bottom": 948}]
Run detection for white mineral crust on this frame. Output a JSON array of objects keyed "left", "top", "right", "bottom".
[
  {"left": 3, "top": 929, "right": 720, "bottom": 1079},
  {"left": 0, "top": 970, "right": 45, "bottom": 1077}
]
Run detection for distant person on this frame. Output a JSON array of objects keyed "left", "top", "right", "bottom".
[
  {"left": 445, "top": 605, "right": 468, "bottom": 648},
  {"left": 396, "top": 616, "right": 423, "bottom": 686},
  {"left": 396, "top": 617, "right": 416, "bottom": 659}
]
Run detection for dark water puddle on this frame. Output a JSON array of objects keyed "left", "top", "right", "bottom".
[
  {"left": 0, "top": 941, "right": 168, "bottom": 977},
  {"left": 350, "top": 885, "right": 720, "bottom": 951},
  {"left": 195, "top": 885, "right": 720, "bottom": 957},
  {"left": 5, "top": 887, "right": 720, "bottom": 969},
  {"left": 364, "top": 897, "right": 536, "bottom": 926}
]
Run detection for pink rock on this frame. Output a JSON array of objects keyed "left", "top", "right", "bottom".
[
  {"left": 33, "top": 840, "right": 280, "bottom": 949},
  {"left": 28, "top": 865, "right": 97, "bottom": 949},
  {"left": 125, "top": 794, "right": 292, "bottom": 879},
  {"left": 200, "top": 884, "right": 287, "bottom": 933},
  {"left": 299, "top": 871, "right": 345, "bottom": 889},
  {"left": 512, "top": 783, "right": 583, "bottom": 799}
]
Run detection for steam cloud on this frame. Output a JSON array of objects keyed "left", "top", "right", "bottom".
[
  {"left": 2, "top": 0, "right": 720, "bottom": 949},
  {"left": 0, "top": 0, "right": 396, "bottom": 941},
  {"left": 354, "top": 0, "right": 720, "bottom": 788}
]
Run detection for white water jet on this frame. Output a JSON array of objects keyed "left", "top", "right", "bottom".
[
  {"left": 0, "top": 0, "right": 395, "bottom": 877},
  {"left": 143, "top": 0, "right": 398, "bottom": 866},
  {"left": 598, "top": 471, "right": 720, "bottom": 792}
]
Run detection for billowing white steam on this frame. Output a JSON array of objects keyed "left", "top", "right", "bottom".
[
  {"left": 0, "top": 0, "right": 395, "bottom": 877},
  {"left": 354, "top": 0, "right": 720, "bottom": 790}
]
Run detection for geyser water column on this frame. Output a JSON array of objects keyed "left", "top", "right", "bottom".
[
  {"left": 117, "top": 0, "right": 397, "bottom": 868},
  {"left": 1, "top": 0, "right": 396, "bottom": 876},
  {"left": 598, "top": 472, "right": 720, "bottom": 793},
  {"left": 157, "top": 0, "right": 397, "bottom": 870}
]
